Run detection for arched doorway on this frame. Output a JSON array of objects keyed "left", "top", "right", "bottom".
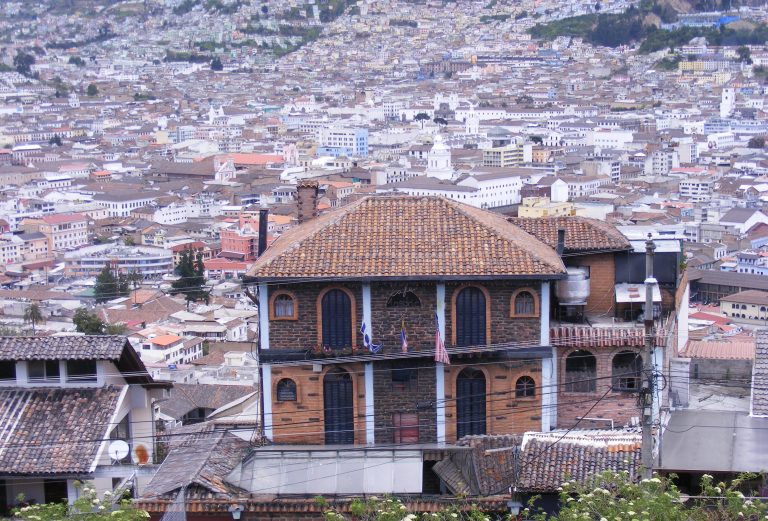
[
  {"left": 456, "top": 368, "right": 486, "bottom": 438},
  {"left": 455, "top": 287, "right": 487, "bottom": 346},
  {"left": 324, "top": 368, "right": 354, "bottom": 444},
  {"left": 321, "top": 289, "right": 352, "bottom": 349}
]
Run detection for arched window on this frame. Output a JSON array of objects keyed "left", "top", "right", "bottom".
[
  {"left": 386, "top": 291, "right": 421, "bottom": 308},
  {"left": 454, "top": 286, "right": 488, "bottom": 347},
  {"left": 511, "top": 288, "right": 538, "bottom": 317},
  {"left": 612, "top": 351, "right": 642, "bottom": 391},
  {"left": 276, "top": 378, "right": 297, "bottom": 401},
  {"left": 564, "top": 350, "right": 597, "bottom": 393},
  {"left": 270, "top": 292, "right": 297, "bottom": 320},
  {"left": 319, "top": 288, "right": 354, "bottom": 349},
  {"left": 515, "top": 376, "right": 535, "bottom": 398}
]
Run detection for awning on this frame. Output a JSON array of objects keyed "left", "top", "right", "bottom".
[{"left": 615, "top": 283, "right": 662, "bottom": 304}]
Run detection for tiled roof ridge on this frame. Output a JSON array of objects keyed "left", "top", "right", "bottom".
[
  {"left": 446, "top": 200, "right": 564, "bottom": 274},
  {"left": 249, "top": 196, "right": 369, "bottom": 276}
]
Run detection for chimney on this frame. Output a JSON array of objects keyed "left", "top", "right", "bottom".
[
  {"left": 556, "top": 228, "right": 566, "bottom": 256},
  {"left": 257, "top": 208, "right": 269, "bottom": 257},
  {"left": 297, "top": 179, "right": 319, "bottom": 225}
]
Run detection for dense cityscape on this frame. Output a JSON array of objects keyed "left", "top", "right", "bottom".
[{"left": 0, "top": 0, "right": 767, "bottom": 519}]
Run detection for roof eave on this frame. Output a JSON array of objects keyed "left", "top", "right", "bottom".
[{"left": 245, "top": 273, "right": 567, "bottom": 284}]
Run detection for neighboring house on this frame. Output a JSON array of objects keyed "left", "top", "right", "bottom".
[
  {"left": 155, "top": 383, "right": 256, "bottom": 426},
  {"left": 508, "top": 216, "right": 675, "bottom": 429},
  {"left": 720, "top": 290, "right": 768, "bottom": 325},
  {"left": 719, "top": 208, "right": 768, "bottom": 235},
  {"left": 658, "top": 330, "right": 768, "bottom": 483},
  {"left": 0, "top": 336, "right": 169, "bottom": 509},
  {"left": 20, "top": 213, "right": 88, "bottom": 252}
]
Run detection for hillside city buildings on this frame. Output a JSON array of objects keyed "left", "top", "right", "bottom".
[{"left": 0, "top": 0, "right": 768, "bottom": 517}]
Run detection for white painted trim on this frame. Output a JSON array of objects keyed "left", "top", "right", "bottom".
[
  {"left": 550, "top": 345, "right": 558, "bottom": 429},
  {"left": 258, "top": 283, "right": 270, "bottom": 350},
  {"left": 540, "top": 357, "right": 552, "bottom": 432},
  {"left": 364, "top": 363, "right": 375, "bottom": 444},
  {"left": 262, "top": 364, "right": 273, "bottom": 440},
  {"left": 436, "top": 282, "right": 446, "bottom": 444},
  {"left": 90, "top": 384, "right": 129, "bottom": 472},
  {"left": 540, "top": 282, "right": 550, "bottom": 345},
  {"left": 362, "top": 283, "right": 372, "bottom": 331}
]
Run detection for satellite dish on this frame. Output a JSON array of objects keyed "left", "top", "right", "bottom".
[{"left": 108, "top": 440, "right": 129, "bottom": 461}]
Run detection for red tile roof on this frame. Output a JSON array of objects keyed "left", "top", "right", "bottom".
[
  {"left": 248, "top": 196, "right": 565, "bottom": 280},
  {"left": 507, "top": 216, "right": 631, "bottom": 253},
  {"left": 40, "top": 213, "right": 86, "bottom": 225},
  {"left": 683, "top": 340, "right": 755, "bottom": 360}
]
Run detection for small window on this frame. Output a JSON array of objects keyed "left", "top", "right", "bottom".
[
  {"left": 28, "top": 360, "right": 60, "bottom": 382},
  {"left": 515, "top": 376, "right": 535, "bottom": 398},
  {"left": 392, "top": 412, "right": 419, "bottom": 443},
  {"left": 386, "top": 291, "right": 421, "bottom": 308},
  {"left": 67, "top": 360, "right": 97, "bottom": 383},
  {"left": 0, "top": 361, "right": 15, "bottom": 382},
  {"left": 276, "top": 378, "right": 297, "bottom": 401},
  {"left": 273, "top": 294, "right": 295, "bottom": 319},
  {"left": 514, "top": 291, "right": 536, "bottom": 315}
]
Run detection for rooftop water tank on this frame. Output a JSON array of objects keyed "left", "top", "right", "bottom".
[{"left": 556, "top": 267, "right": 590, "bottom": 306}]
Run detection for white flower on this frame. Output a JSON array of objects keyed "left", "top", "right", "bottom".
[{"left": 99, "top": 506, "right": 106, "bottom": 511}]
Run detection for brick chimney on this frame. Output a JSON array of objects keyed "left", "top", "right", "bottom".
[{"left": 296, "top": 180, "right": 319, "bottom": 225}]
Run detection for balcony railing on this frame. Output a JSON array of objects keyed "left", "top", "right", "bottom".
[{"left": 550, "top": 324, "right": 669, "bottom": 349}]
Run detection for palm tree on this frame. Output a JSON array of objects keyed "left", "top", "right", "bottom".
[{"left": 23, "top": 303, "right": 44, "bottom": 335}]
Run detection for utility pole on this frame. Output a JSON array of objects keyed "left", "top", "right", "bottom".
[{"left": 641, "top": 234, "right": 656, "bottom": 479}]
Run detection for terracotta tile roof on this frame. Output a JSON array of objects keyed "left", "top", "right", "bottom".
[
  {"left": 752, "top": 330, "right": 768, "bottom": 416},
  {"left": 143, "top": 430, "right": 250, "bottom": 499},
  {"left": 248, "top": 196, "right": 565, "bottom": 280},
  {"left": 159, "top": 383, "right": 256, "bottom": 420},
  {"left": 507, "top": 216, "right": 631, "bottom": 254},
  {"left": 437, "top": 431, "right": 641, "bottom": 495},
  {"left": 683, "top": 340, "right": 755, "bottom": 360},
  {"left": 0, "top": 386, "right": 124, "bottom": 474},
  {"left": 0, "top": 335, "right": 127, "bottom": 361}
]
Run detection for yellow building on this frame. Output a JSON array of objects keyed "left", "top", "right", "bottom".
[{"left": 517, "top": 197, "right": 575, "bottom": 218}]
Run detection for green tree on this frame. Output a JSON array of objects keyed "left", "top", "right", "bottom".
[
  {"left": 170, "top": 249, "right": 209, "bottom": 309},
  {"left": 86, "top": 83, "right": 98, "bottom": 96},
  {"left": 414, "top": 112, "right": 430, "bottom": 129},
  {"left": 49, "top": 134, "right": 62, "bottom": 146},
  {"left": 748, "top": 136, "right": 765, "bottom": 148},
  {"left": 530, "top": 135, "right": 543, "bottom": 145},
  {"left": 210, "top": 56, "right": 223, "bottom": 71},
  {"left": 23, "top": 303, "right": 44, "bottom": 335},
  {"left": 528, "top": 471, "right": 767, "bottom": 521},
  {"left": 433, "top": 116, "right": 448, "bottom": 126},
  {"left": 68, "top": 55, "right": 85, "bottom": 67},
  {"left": 737, "top": 45, "right": 752, "bottom": 64},
  {"left": 94, "top": 264, "right": 128, "bottom": 303},
  {"left": 13, "top": 51, "right": 35, "bottom": 76},
  {"left": 72, "top": 308, "right": 105, "bottom": 335},
  {"left": 14, "top": 481, "right": 149, "bottom": 521}
]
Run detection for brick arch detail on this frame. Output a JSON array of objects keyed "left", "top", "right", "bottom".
[
  {"left": 316, "top": 286, "right": 358, "bottom": 349},
  {"left": 450, "top": 283, "right": 492, "bottom": 346},
  {"left": 510, "top": 287, "right": 540, "bottom": 318}
]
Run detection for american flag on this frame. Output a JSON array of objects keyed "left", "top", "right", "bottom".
[
  {"left": 400, "top": 319, "right": 408, "bottom": 353},
  {"left": 434, "top": 312, "right": 450, "bottom": 365}
]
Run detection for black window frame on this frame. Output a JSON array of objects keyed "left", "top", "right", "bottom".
[
  {"left": 564, "top": 350, "right": 597, "bottom": 393},
  {"left": 28, "top": 360, "right": 60, "bottom": 382},
  {"left": 0, "top": 361, "right": 15, "bottom": 382},
  {"left": 66, "top": 359, "right": 98, "bottom": 383}
]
